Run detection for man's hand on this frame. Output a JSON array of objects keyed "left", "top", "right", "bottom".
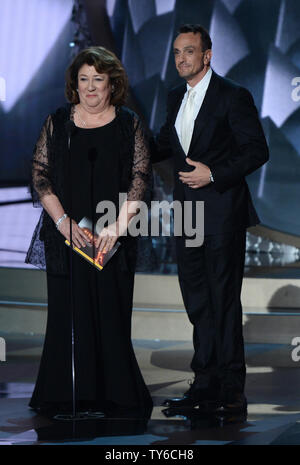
[{"left": 179, "top": 158, "right": 211, "bottom": 189}]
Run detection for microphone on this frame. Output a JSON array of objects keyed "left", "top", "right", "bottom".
[
  {"left": 65, "top": 120, "right": 77, "bottom": 137},
  {"left": 65, "top": 120, "right": 77, "bottom": 150}
]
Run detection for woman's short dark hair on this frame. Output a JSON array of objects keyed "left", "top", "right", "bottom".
[
  {"left": 178, "top": 24, "right": 212, "bottom": 51},
  {"left": 65, "top": 46, "right": 128, "bottom": 106}
]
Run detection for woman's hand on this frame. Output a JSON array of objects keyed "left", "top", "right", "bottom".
[
  {"left": 95, "top": 222, "right": 119, "bottom": 253},
  {"left": 58, "top": 217, "right": 88, "bottom": 249}
]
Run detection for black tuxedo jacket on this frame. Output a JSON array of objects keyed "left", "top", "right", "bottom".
[{"left": 152, "top": 71, "right": 269, "bottom": 235}]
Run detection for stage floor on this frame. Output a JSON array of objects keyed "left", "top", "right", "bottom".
[{"left": 0, "top": 334, "right": 300, "bottom": 445}]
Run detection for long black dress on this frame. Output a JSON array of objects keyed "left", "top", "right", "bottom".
[{"left": 28, "top": 115, "right": 152, "bottom": 417}]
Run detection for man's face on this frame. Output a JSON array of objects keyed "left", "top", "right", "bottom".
[{"left": 173, "top": 32, "right": 208, "bottom": 82}]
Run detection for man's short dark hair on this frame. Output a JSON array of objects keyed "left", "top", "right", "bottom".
[{"left": 178, "top": 24, "right": 212, "bottom": 51}]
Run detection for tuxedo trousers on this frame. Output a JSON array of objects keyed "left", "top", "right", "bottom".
[{"left": 176, "top": 228, "right": 246, "bottom": 393}]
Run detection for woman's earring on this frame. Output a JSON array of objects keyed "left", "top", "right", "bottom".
[{"left": 111, "top": 85, "right": 115, "bottom": 93}]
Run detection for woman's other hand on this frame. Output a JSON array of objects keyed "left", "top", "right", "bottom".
[{"left": 95, "top": 222, "right": 119, "bottom": 252}]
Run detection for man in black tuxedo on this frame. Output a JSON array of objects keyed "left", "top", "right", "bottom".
[{"left": 152, "top": 24, "right": 269, "bottom": 413}]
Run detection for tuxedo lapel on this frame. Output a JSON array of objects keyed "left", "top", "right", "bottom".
[
  {"left": 170, "top": 88, "right": 185, "bottom": 126},
  {"left": 170, "top": 85, "right": 186, "bottom": 155},
  {"left": 188, "top": 71, "right": 221, "bottom": 154}
]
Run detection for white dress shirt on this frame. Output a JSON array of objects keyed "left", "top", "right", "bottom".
[{"left": 175, "top": 67, "right": 212, "bottom": 153}]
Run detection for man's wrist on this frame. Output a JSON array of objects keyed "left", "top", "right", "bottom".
[{"left": 209, "top": 170, "right": 214, "bottom": 183}]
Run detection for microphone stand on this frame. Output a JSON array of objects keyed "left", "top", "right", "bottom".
[
  {"left": 88, "top": 147, "right": 97, "bottom": 263},
  {"left": 54, "top": 123, "right": 104, "bottom": 422},
  {"left": 53, "top": 121, "right": 78, "bottom": 421},
  {"left": 69, "top": 128, "right": 76, "bottom": 420}
]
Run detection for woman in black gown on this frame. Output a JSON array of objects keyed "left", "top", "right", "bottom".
[{"left": 26, "top": 47, "right": 152, "bottom": 417}]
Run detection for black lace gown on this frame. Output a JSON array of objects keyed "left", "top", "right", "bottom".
[{"left": 28, "top": 115, "right": 152, "bottom": 416}]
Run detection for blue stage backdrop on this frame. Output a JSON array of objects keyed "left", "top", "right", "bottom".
[
  {"left": 1, "top": 0, "right": 300, "bottom": 237},
  {"left": 0, "top": 0, "right": 74, "bottom": 182}
]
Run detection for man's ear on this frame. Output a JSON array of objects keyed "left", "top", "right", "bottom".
[{"left": 204, "top": 49, "right": 212, "bottom": 66}]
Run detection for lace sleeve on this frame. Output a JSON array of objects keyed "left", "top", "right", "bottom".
[
  {"left": 31, "top": 114, "right": 54, "bottom": 206},
  {"left": 127, "top": 116, "right": 151, "bottom": 201}
]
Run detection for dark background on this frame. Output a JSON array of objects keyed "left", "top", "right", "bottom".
[{"left": 1, "top": 0, "right": 300, "bottom": 236}]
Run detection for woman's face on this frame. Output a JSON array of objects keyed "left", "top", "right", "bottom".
[{"left": 77, "top": 64, "right": 112, "bottom": 110}]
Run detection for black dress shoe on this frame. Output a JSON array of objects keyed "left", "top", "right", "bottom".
[
  {"left": 215, "top": 392, "right": 247, "bottom": 414},
  {"left": 162, "top": 381, "right": 219, "bottom": 409}
]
